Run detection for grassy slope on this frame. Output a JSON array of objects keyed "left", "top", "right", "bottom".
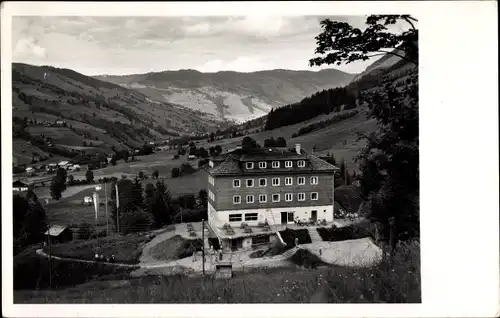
[
  {"left": 15, "top": 241, "right": 420, "bottom": 303},
  {"left": 12, "top": 63, "right": 227, "bottom": 164},
  {"left": 42, "top": 232, "right": 154, "bottom": 264},
  {"left": 94, "top": 69, "right": 357, "bottom": 122},
  {"left": 203, "top": 108, "right": 376, "bottom": 171}
]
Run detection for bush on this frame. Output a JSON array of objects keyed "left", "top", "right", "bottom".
[
  {"left": 180, "top": 163, "right": 196, "bottom": 176},
  {"left": 176, "top": 239, "right": 203, "bottom": 259},
  {"left": 279, "top": 228, "right": 312, "bottom": 247},
  {"left": 316, "top": 222, "right": 373, "bottom": 242},
  {"left": 289, "top": 249, "right": 327, "bottom": 269},
  {"left": 171, "top": 167, "right": 180, "bottom": 178},
  {"left": 172, "top": 209, "right": 207, "bottom": 224},
  {"left": 119, "top": 210, "right": 152, "bottom": 235}
]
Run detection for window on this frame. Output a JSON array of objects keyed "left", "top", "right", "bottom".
[
  {"left": 245, "top": 213, "right": 258, "bottom": 221},
  {"left": 246, "top": 179, "right": 254, "bottom": 187},
  {"left": 272, "top": 161, "right": 280, "bottom": 168},
  {"left": 285, "top": 161, "right": 292, "bottom": 168},
  {"left": 285, "top": 193, "right": 293, "bottom": 202},
  {"left": 310, "top": 176, "right": 319, "bottom": 185},
  {"left": 233, "top": 195, "right": 241, "bottom": 204},
  {"left": 229, "top": 214, "right": 242, "bottom": 222},
  {"left": 311, "top": 192, "right": 318, "bottom": 200},
  {"left": 246, "top": 195, "right": 254, "bottom": 203},
  {"left": 287, "top": 212, "right": 295, "bottom": 222},
  {"left": 246, "top": 162, "right": 254, "bottom": 169},
  {"left": 233, "top": 179, "right": 241, "bottom": 188},
  {"left": 298, "top": 193, "right": 306, "bottom": 201},
  {"left": 272, "top": 194, "right": 280, "bottom": 202},
  {"left": 259, "top": 178, "right": 267, "bottom": 187},
  {"left": 272, "top": 177, "right": 280, "bottom": 186},
  {"left": 285, "top": 177, "right": 293, "bottom": 186},
  {"left": 259, "top": 194, "right": 267, "bottom": 203},
  {"left": 297, "top": 160, "right": 306, "bottom": 168},
  {"left": 259, "top": 161, "right": 267, "bottom": 169},
  {"left": 298, "top": 177, "right": 305, "bottom": 185}
]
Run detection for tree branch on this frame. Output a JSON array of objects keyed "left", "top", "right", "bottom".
[
  {"left": 402, "top": 16, "right": 416, "bottom": 31},
  {"left": 376, "top": 49, "right": 417, "bottom": 66}
]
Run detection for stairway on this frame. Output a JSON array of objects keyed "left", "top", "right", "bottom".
[
  {"left": 281, "top": 246, "right": 299, "bottom": 259},
  {"left": 307, "top": 228, "right": 323, "bottom": 243},
  {"left": 264, "top": 208, "right": 286, "bottom": 246}
]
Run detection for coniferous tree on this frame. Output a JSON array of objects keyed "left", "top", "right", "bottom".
[{"left": 50, "top": 168, "right": 67, "bottom": 200}]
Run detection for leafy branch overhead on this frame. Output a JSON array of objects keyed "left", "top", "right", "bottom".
[{"left": 309, "top": 15, "right": 418, "bottom": 67}]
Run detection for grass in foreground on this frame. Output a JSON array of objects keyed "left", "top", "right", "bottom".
[
  {"left": 14, "top": 247, "right": 136, "bottom": 292},
  {"left": 42, "top": 232, "right": 154, "bottom": 264},
  {"left": 16, "top": 241, "right": 420, "bottom": 303}
]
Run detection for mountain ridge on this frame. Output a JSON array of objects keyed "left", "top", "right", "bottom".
[{"left": 94, "top": 68, "right": 357, "bottom": 122}]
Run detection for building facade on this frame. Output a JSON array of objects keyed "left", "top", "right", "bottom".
[{"left": 206, "top": 144, "right": 338, "bottom": 251}]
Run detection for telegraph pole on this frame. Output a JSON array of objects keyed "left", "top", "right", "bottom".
[
  {"left": 202, "top": 219, "right": 205, "bottom": 275},
  {"left": 47, "top": 224, "right": 52, "bottom": 288},
  {"left": 104, "top": 183, "right": 109, "bottom": 236}
]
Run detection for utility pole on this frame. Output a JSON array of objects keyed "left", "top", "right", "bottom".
[
  {"left": 47, "top": 224, "right": 52, "bottom": 288},
  {"left": 202, "top": 219, "right": 205, "bottom": 275},
  {"left": 105, "top": 182, "right": 109, "bottom": 236}
]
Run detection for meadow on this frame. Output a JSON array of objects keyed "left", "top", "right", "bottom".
[
  {"left": 204, "top": 108, "right": 376, "bottom": 171},
  {"left": 36, "top": 168, "right": 208, "bottom": 233},
  {"left": 14, "top": 241, "right": 420, "bottom": 303}
]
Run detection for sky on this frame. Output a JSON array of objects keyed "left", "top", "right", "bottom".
[{"left": 11, "top": 15, "right": 406, "bottom": 76}]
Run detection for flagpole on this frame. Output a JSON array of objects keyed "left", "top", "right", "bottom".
[{"left": 116, "top": 184, "right": 120, "bottom": 234}]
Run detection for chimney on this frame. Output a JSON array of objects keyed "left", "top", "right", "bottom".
[{"left": 295, "top": 144, "right": 301, "bottom": 155}]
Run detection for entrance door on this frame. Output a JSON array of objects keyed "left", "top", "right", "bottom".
[
  {"left": 281, "top": 212, "right": 288, "bottom": 224},
  {"left": 231, "top": 238, "right": 242, "bottom": 251},
  {"left": 311, "top": 210, "right": 318, "bottom": 222}
]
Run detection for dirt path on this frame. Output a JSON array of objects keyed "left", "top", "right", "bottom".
[
  {"left": 138, "top": 226, "right": 178, "bottom": 265},
  {"left": 35, "top": 249, "right": 138, "bottom": 268}
]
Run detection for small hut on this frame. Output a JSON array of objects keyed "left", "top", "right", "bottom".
[
  {"left": 44, "top": 225, "right": 73, "bottom": 244},
  {"left": 215, "top": 261, "right": 233, "bottom": 279}
]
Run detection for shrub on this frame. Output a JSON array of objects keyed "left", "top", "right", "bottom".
[
  {"left": 316, "top": 222, "right": 373, "bottom": 242},
  {"left": 171, "top": 167, "right": 180, "bottom": 178},
  {"left": 173, "top": 209, "right": 206, "bottom": 224},
  {"left": 279, "top": 228, "right": 312, "bottom": 246},
  {"left": 240, "top": 222, "right": 248, "bottom": 229},
  {"left": 180, "top": 163, "right": 196, "bottom": 176},
  {"left": 119, "top": 210, "right": 152, "bottom": 235},
  {"left": 176, "top": 239, "right": 203, "bottom": 259},
  {"left": 289, "top": 249, "right": 327, "bottom": 269}
]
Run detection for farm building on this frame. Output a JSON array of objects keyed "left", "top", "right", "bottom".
[
  {"left": 13, "top": 180, "right": 29, "bottom": 192},
  {"left": 44, "top": 225, "right": 73, "bottom": 244}
]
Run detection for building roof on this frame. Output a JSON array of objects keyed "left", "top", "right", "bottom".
[
  {"left": 45, "top": 225, "right": 70, "bottom": 237},
  {"left": 212, "top": 147, "right": 307, "bottom": 162},
  {"left": 208, "top": 151, "right": 338, "bottom": 176},
  {"left": 13, "top": 180, "right": 28, "bottom": 187}
]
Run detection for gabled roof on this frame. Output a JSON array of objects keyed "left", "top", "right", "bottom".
[
  {"left": 208, "top": 152, "right": 339, "bottom": 176},
  {"left": 209, "top": 154, "right": 241, "bottom": 175},
  {"left": 45, "top": 225, "right": 69, "bottom": 236}
]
